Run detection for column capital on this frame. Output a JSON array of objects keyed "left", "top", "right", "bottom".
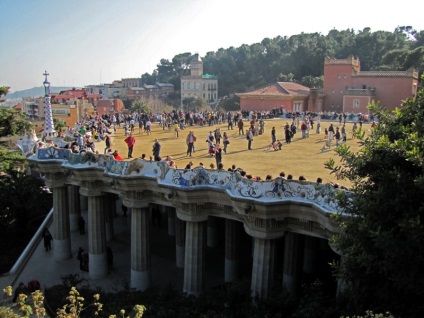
[
  {"left": 44, "top": 171, "right": 68, "bottom": 188},
  {"left": 122, "top": 191, "right": 150, "bottom": 208},
  {"left": 176, "top": 202, "right": 208, "bottom": 222},
  {"left": 243, "top": 217, "right": 285, "bottom": 239},
  {"left": 79, "top": 180, "right": 104, "bottom": 197}
]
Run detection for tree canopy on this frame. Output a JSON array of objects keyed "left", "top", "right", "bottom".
[
  {"left": 144, "top": 26, "right": 423, "bottom": 99},
  {"left": 326, "top": 76, "right": 424, "bottom": 317}
]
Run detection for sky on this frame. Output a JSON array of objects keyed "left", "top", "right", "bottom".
[{"left": 1, "top": 0, "right": 423, "bottom": 93}]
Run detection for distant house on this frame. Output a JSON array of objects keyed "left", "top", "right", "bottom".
[
  {"left": 127, "top": 83, "right": 174, "bottom": 101},
  {"left": 181, "top": 54, "right": 218, "bottom": 106},
  {"left": 51, "top": 88, "right": 101, "bottom": 106},
  {"left": 237, "top": 55, "right": 419, "bottom": 114},
  {"left": 323, "top": 55, "right": 419, "bottom": 113},
  {"left": 96, "top": 99, "right": 125, "bottom": 117},
  {"left": 237, "top": 82, "right": 324, "bottom": 113}
]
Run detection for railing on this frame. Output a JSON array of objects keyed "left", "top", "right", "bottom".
[
  {"left": 34, "top": 148, "right": 345, "bottom": 214},
  {"left": 4, "top": 209, "right": 53, "bottom": 288}
]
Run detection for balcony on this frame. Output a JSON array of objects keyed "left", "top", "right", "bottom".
[{"left": 345, "top": 88, "right": 376, "bottom": 96}]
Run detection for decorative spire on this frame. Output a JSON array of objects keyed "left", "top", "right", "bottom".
[{"left": 43, "top": 70, "right": 56, "bottom": 141}]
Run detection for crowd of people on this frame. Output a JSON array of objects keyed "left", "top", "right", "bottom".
[{"left": 33, "top": 108, "right": 373, "bottom": 184}]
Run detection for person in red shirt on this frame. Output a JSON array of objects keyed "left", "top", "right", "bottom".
[
  {"left": 124, "top": 133, "right": 136, "bottom": 158},
  {"left": 112, "top": 150, "right": 123, "bottom": 161}
]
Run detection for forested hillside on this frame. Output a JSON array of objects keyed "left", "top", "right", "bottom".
[{"left": 142, "top": 26, "right": 423, "bottom": 97}]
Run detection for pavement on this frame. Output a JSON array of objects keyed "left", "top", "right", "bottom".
[{"left": 0, "top": 207, "right": 227, "bottom": 301}]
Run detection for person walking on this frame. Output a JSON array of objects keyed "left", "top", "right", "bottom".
[
  {"left": 271, "top": 127, "right": 276, "bottom": 143},
  {"left": 78, "top": 216, "right": 85, "bottom": 235},
  {"left": 42, "top": 228, "right": 53, "bottom": 252},
  {"left": 247, "top": 127, "right": 254, "bottom": 150},
  {"left": 104, "top": 134, "right": 112, "bottom": 154},
  {"left": 238, "top": 118, "right": 244, "bottom": 135},
  {"left": 214, "top": 128, "right": 222, "bottom": 145},
  {"left": 152, "top": 139, "right": 161, "bottom": 161},
  {"left": 223, "top": 131, "right": 230, "bottom": 153},
  {"left": 186, "top": 131, "right": 196, "bottom": 157},
  {"left": 215, "top": 145, "right": 222, "bottom": 167},
  {"left": 124, "top": 133, "right": 136, "bottom": 158}
]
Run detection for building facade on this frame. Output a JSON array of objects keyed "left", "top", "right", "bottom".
[
  {"left": 237, "top": 55, "right": 418, "bottom": 114},
  {"left": 181, "top": 54, "right": 218, "bottom": 105},
  {"left": 237, "top": 82, "right": 324, "bottom": 113},
  {"left": 323, "top": 55, "right": 419, "bottom": 113},
  {"left": 127, "top": 83, "right": 174, "bottom": 101}
]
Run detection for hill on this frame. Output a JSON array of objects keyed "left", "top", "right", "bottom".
[{"left": 8, "top": 86, "right": 80, "bottom": 98}]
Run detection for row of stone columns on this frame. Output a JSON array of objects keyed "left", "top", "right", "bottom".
[{"left": 50, "top": 185, "right": 328, "bottom": 297}]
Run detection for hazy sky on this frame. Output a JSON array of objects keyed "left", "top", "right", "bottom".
[{"left": 1, "top": 0, "right": 423, "bottom": 92}]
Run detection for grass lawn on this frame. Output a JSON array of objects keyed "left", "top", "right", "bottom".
[{"left": 101, "top": 118, "right": 369, "bottom": 188}]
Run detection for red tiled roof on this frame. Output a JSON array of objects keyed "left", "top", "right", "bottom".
[{"left": 237, "top": 82, "right": 310, "bottom": 97}]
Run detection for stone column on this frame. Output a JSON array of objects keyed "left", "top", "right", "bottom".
[
  {"left": 207, "top": 216, "right": 218, "bottom": 247},
  {"left": 175, "top": 217, "right": 186, "bottom": 268},
  {"left": 303, "top": 236, "right": 318, "bottom": 275},
  {"left": 250, "top": 237, "right": 276, "bottom": 298},
  {"left": 52, "top": 185, "right": 72, "bottom": 260},
  {"left": 131, "top": 207, "right": 151, "bottom": 291},
  {"left": 105, "top": 193, "right": 115, "bottom": 242},
  {"left": 183, "top": 220, "right": 206, "bottom": 296},
  {"left": 67, "top": 185, "right": 80, "bottom": 232},
  {"left": 167, "top": 206, "right": 176, "bottom": 236},
  {"left": 87, "top": 194, "right": 108, "bottom": 279},
  {"left": 225, "top": 219, "right": 239, "bottom": 282},
  {"left": 80, "top": 194, "right": 88, "bottom": 212},
  {"left": 283, "top": 232, "right": 302, "bottom": 295}
]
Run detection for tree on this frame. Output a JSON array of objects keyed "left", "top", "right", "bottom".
[
  {"left": 326, "top": 76, "right": 424, "bottom": 317},
  {"left": 0, "top": 109, "right": 32, "bottom": 144},
  {"left": 0, "top": 109, "right": 49, "bottom": 273},
  {"left": 130, "top": 100, "right": 150, "bottom": 114},
  {"left": 0, "top": 109, "right": 32, "bottom": 173},
  {"left": 0, "top": 86, "right": 10, "bottom": 99}
]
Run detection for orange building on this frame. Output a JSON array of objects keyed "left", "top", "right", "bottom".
[
  {"left": 238, "top": 55, "right": 419, "bottom": 114},
  {"left": 96, "top": 99, "right": 125, "bottom": 117},
  {"left": 237, "top": 82, "right": 324, "bottom": 113},
  {"left": 323, "top": 55, "right": 419, "bottom": 113},
  {"left": 51, "top": 88, "right": 101, "bottom": 105}
]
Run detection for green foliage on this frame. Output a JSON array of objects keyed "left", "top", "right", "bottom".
[
  {"left": 181, "top": 96, "right": 208, "bottom": 113},
  {"left": 0, "top": 86, "right": 10, "bottom": 97},
  {"left": 0, "top": 109, "right": 32, "bottom": 144},
  {"left": 0, "top": 171, "right": 52, "bottom": 230},
  {"left": 219, "top": 96, "right": 240, "bottom": 111},
  {"left": 54, "top": 119, "right": 66, "bottom": 133},
  {"left": 131, "top": 100, "right": 151, "bottom": 114},
  {"left": 2, "top": 285, "right": 146, "bottom": 318},
  {"left": 326, "top": 76, "right": 424, "bottom": 317},
  {"left": 150, "top": 27, "right": 422, "bottom": 99}
]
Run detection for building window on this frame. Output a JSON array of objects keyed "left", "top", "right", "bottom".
[
  {"left": 353, "top": 99, "right": 359, "bottom": 109},
  {"left": 294, "top": 102, "right": 303, "bottom": 112}
]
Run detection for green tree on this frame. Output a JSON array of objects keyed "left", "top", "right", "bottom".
[
  {"left": 0, "top": 86, "right": 9, "bottom": 99},
  {"left": 326, "top": 77, "right": 424, "bottom": 317},
  {"left": 0, "top": 109, "right": 32, "bottom": 172},
  {"left": 131, "top": 100, "right": 150, "bottom": 114}
]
